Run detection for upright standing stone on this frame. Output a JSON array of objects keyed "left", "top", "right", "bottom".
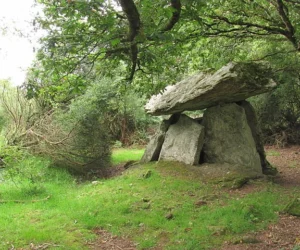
[
  {"left": 140, "top": 133, "right": 165, "bottom": 163},
  {"left": 202, "top": 103, "right": 262, "bottom": 175},
  {"left": 140, "top": 119, "right": 171, "bottom": 163},
  {"left": 159, "top": 114, "right": 205, "bottom": 165},
  {"left": 239, "top": 100, "right": 277, "bottom": 175}
]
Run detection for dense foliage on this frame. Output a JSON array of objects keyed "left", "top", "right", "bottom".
[
  {"left": 25, "top": 1, "right": 299, "bottom": 143},
  {"left": 30, "top": 0, "right": 300, "bottom": 94}
]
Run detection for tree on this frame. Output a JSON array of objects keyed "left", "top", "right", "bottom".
[
  {"left": 27, "top": 0, "right": 300, "bottom": 144},
  {"left": 31, "top": 0, "right": 185, "bottom": 98},
  {"left": 32, "top": 0, "right": 300, "bottom": 91}
]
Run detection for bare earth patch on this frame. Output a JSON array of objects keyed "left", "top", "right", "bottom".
[
  {"left": 87, "top": 228, "right": 137, "bottom": 250},
  {"left": 222, "top": 214, "right": 300, "bottom": 250},
  {"left": 266, "top": 145, "right": 300, "bottom": 188},
  {"left": 92, "top": 161, "right": 138, "bottom": 179}
]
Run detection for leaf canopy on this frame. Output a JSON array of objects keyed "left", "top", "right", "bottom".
[{"left": 29, "top": 0, "right": 300, "bottom": 100}]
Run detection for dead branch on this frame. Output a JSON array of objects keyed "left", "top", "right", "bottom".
[
  {"left": 27, "top": 123, "right": 76, "bottom": 146},
  {"left": 29, "top": 242, "right": 61, "bottom": 250}
]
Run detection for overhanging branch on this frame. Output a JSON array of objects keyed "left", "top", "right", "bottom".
[
  {"left": 162, "top": 0, "right": 182, "bottom": 32},
  {"left": 118, "top": 0, "right": 141, "bottom": 42},
  {"left": 276, "top": 0, "right": 297, "bottom": 48},
  {"left": 118, "top": 0, "right": 141, "bottom": 81},
  {"left": 206, "top": 14, "right": 300, "bottom": 50},
  {"left": 210, "top": 15, "right": 287, "bottom": 35}
]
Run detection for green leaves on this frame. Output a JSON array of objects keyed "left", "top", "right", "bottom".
[
  {"left": 111, "top": 38, "right": 121, "bottom": 46},
  {"left": 28, "top": 0, "right": 300, "bottom": 102}
]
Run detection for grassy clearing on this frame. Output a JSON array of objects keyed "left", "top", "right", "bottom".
[
  {"left": 0, "top": 149, "right": 297, "bottom": 250},
  {"left": 111, "top": 147, "right": 145, "bottom": 165}
]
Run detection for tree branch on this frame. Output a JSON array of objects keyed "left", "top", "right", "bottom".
[
  {"left": 276, "top": 0, "right": 298, "bottom": 48},
  {"left": 249, "top": 49, "right": 297, "bottom": 61},
  {"left": 210, "top": 15, "right": 287, "bottom": 36},
  {"left": 161, "top": 0, "right": 182, "bottom": 32},
  {"left": 205, "top": 1, "right": 299, "bottom": 50},
  {"left": 284, "top": 0, "right": 300, "bottom": 5},
  {"left": 118, "top": 0, "right": 141, "bottom": 81},
  {"left": 128, "top": 43, "right": 138, "bottom": 81},
  {"left": 118, "top": 0, "right": 141, "bottom": 42}
]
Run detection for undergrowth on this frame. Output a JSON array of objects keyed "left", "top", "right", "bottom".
[{"left": 0, "top": 148, "right": 296, "bottom": 250}]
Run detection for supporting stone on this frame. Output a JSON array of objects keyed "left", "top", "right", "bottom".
[
  {"left": 239, "top": 100, "right": 277, "bottom": 175},
  {"left": 159, "top": 114, "right": 205, "bottom": 165},
  {"left": 140, "top": 119, "right": 171, "bottom": 163},
  {"left": 140, "top": 133, "right": 165, "bottom": 163},
  {"left": 202, "top": 103, "right": 262, "bottom": 175}
]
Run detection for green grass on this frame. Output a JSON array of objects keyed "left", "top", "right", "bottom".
[
  {"left": 266, "top": 150, "right": 281, "bottom": 156},
  {"left": 0, "top": 149, "right": 297, "bottom": 250},
  {"left": 111, "top": 147, "right": 144, "bottom": 164}
]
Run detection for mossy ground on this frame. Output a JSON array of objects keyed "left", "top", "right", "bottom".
[{"left": 0, "top": 148, "right": 299, "bottom": 250}]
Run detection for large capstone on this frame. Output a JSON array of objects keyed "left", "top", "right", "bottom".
[
  {"left": 202, "top": 103, "right": 262, "bottom": 175},
  {"left": 146, "top": 62, "right": 276, "bottom": 116},
  {"left": 159, "top": 114, "right": 205, "bottom": 165}
]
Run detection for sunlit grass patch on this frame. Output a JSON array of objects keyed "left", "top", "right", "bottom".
[
  {"left": 266, "top": 150, "right": 281, "bottom": 156},
  {"left": 111, "top": 148, "right": 144, "bottom": 165}
]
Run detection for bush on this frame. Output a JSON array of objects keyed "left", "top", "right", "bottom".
[
  {"left": 0, "top": 80, "right": 39, "bottom": 146},
  {"left": 67, "top": 77, "right": 158, "bottom": 147},
  {"left": 27, "top": 83, "right": 113, "bottom": 174},
  {"left": 90, "top": 81, "right": 158, "bottom": 146},
  {"left": 0, "top": 77, "right": 156, "bottom": 175},
  {"left": 0, "top": 79, "right": 112, "bottom": 174}
]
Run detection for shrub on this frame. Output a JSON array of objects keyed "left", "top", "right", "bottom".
[
  {"left": 27, "top": 84, "right": 113, "bottom": 174},
  {"left": 0, "top": 77, "right": 155, "bottom": 175},
  {"left": 0, "top": 79, "right": 111, "bottom": 174},
  {"left": 0, "top": 80, "right": 39, "bottom": 146}
]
